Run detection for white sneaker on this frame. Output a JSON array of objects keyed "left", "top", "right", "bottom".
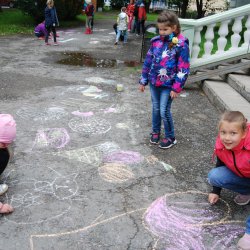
[{"left": 0, "top": 184, "right": 8, "bottom": 195}]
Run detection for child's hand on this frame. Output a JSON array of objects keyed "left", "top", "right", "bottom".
[
  {"left": 170, "top": 91, "right": 178, "bottom": 99},
  {"left": 208, "top": 193, "right": 219, "bottom": 205},
  {"left": 139, "top": 85, "right": 145, "bottom": 92}
]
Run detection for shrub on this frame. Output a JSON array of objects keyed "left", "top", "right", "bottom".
[{"left": 18, "top": 0, "right": 83, "bottom": 23}]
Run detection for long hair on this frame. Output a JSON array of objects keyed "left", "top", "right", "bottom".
[{"left": 157, "top": 10, "right": 181, "bottom": 35}]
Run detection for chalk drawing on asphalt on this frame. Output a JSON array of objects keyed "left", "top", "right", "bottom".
[
  {"left": 68, "top": 116, "right": 111, "bottom": 135},
  {"left": 103, "top": 150, "right": 144, "bottom": 165},
  {"left": 16, "top": 107, "right": 68, "bottom": 122},
  {"left": 4, "top": 165, "right": 79, "bottom": 224},
  {"left": 71, "top": 111, "right": 94, "bottom": 117},
  {"left": 89, "top": 41, "right": 100, "bottom": 44},
  {"left": 29, "top": 191, "right": 244, "bottom": 250},
  {"left": 85, "top": 77, "right": 116, "bottom": 85},
  {"left": 143, "top": 191, "right": 245, "bottom": 250},
  {"left": 32, "top": 128, "right": 70, "bottom": 150},
  {"left": 59, "top": 38, "right": 77, "bottom": 43},
  {"left": 98, "top": 163, "right": 135, "bottom": 183},
  {"left": 51, "top": 142, "right": 120, "bottom": 167}
]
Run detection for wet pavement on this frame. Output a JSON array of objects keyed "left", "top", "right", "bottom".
[{"left": 0, "top": 19, "right": 248, "bottom": 250}]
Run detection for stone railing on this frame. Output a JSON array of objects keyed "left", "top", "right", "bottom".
[{"left": 180, "top": 4, "right": 250, "bottom": 69}]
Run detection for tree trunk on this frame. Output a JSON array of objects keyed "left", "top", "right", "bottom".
[
  {"left": 196, "top": 0, "right": 205, "bottom": 19},
  {"left": 180, "top": 0, "right": 189, "bottom": 18}
]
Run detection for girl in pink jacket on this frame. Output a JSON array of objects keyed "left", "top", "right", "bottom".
[{"left": 208, "top": 111, "right": 250, "bottom": 250}]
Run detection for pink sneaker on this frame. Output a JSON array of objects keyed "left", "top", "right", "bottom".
[
  {"left": 53, "top": 42, "right": 59, "bottom": 46},
  {"left": 234, "top": 194, "right": 250, "bottom": 205},
  {"left": 237, "top": 233, "right": 250, "bottom": 250},
  {"left": 45, "top": 42, "right": 51, "bottom": 46}
]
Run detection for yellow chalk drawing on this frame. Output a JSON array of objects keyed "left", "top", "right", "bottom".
[{"left": 98, "top": 163, "right": 135, "bottom": 183}]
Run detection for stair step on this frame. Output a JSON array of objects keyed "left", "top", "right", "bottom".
[
  {"left": 203, "top": 80, "right": 250, "bottom": 120},
  {"left": 227, "top": 73, "right": 250, "bottom": 102}
]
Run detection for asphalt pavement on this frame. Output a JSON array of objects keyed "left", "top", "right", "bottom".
[{"left": 0, "top": 18, "right": 248, "bottom": 250}]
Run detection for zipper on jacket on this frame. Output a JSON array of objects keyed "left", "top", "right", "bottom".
[{"left": 231, "top": 151, "right": 245, "bottom": 177}]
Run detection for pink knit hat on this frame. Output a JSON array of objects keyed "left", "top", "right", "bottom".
[{"left": 0, "top": 114, "right": 16, "bottom": 144}]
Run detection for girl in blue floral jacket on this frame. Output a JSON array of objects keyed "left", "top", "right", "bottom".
[{"left": 139, "top": 10, "right": 190, "bottom": 149}]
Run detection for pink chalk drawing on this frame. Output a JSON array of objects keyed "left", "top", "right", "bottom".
[
  {"left": 104, "top": 107, "right": 116, "bottom": 114},
  {"left": 103, "top": 150, "right": 144, "bottom": 165},
  {"left": 72, "top": 111, "right": 94, "bottom": 117},
  {"left": 143, "top": 191, "right": 244, "bottom": 250},
  {"left": 33, "top": 128, "right": 70, "bottom": 149}
]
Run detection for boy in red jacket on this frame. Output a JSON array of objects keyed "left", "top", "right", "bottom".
[{"left": 208, "top": 111, "right": 250, "bottom": 250}]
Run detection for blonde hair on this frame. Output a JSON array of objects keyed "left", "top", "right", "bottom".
[
  {"left": 47, "top": 0, "right": 54, "bottom": 6},
  {"left": 219, "top": 111, "right": 248, "bottom": 131}
]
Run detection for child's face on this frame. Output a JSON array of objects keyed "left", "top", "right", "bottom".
[
  {"left": 219, "top": 121, "right": 247, "bottom": 150},
  {"left": 158, "top": 23, "right": 176, "bottom": 36}
]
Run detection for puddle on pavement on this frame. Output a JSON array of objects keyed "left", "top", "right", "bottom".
[{"left": 57, "top": 52, "right": 141, "bottom": 68}]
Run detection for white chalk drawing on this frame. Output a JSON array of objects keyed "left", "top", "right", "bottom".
[
  {"left": 85, "top": 77, "right": 116, "bottom": 85},
  {"left": 81, "top": 86, "right": 102, "bottom": 94},
  {"left": 116, "top": 123, "right": 130, "bottom": 129},
  {"left": 32, "top": 128, "right": 70, "bottom": 149},
  {"left": 89, "top": 41, "right": 100, "bottom": 44},
  {"left": 29, "top": 191, "right": 244, "bottom": 250},
  {"left": 59, "top": 38, "right": 77, "bottom": 43},
  {"left": 51, "top": 142, "right": 120, "bottom": 167},
  {"left": 4, "top": 165, "right": 78, "bottom": 224},
  {"left": 71, "top": 111, "right": 94, "bottom": 117},
  {"left": 68, "top": 116, "right": 111, "bottom": 135},
  {"left": 98, "top": 163, "right": 135, "bottom": 183},
  {"left": 143, "top": 191, "right": 245, "bottom": 250},
  {"left": 16, "top": 107, "right": 68, "bottom": 122}
]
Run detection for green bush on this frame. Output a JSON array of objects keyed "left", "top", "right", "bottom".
[{"left": 18, "top": 0, "right": 83, "bottom": 23}]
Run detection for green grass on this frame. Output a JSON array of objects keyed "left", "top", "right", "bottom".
[{"left": 0, "top": 9, "right": 34, "bottom": 35}]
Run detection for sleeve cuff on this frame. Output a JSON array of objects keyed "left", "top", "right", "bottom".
[{"left": 211, "top": 186, "right": 222, "bottom": 196}]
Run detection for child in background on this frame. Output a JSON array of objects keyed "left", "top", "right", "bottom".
[
  {"left": 126, "top": 0, "right": 135, "bottom": 32},
  {"left": 34, "top": 21, "right": 47, "bottom": 40},
  {"left": 139, "top": 10, "right": 190, "bottom": 149},
  {"left": 0, "top": 114, "right": 16, "bottom": 214},
  {"left": 137, "top": 0, "right": 147, "bottom": 35},
  {"left": 84, "top": 0, "right": 94, "bottom": 34},
  {"left": 114, "top": 7, "right": 129, "bottom": 45},
  {"left": 208, "top": 111, "right": 250, "bottom": 250},
  {"left": 44, "top": 0, "right": 59, "bottom": 46}
]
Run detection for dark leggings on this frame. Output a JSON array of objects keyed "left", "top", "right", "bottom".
[
  {"left": 45, "top": 25, "right": 56, "bottom": 43},
  {"left": 0, "top": 149, "right": 10, "bottom": 176}
]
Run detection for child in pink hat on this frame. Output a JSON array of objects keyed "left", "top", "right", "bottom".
[{"left": 0, "top": 114, "right": 16, "bottom": 214}]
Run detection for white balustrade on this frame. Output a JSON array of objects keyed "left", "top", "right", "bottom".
[
  {"left": 179, "top": 4, "right": 250, "bottom": 69},
  {"left": 191, "top": 27, "right": 203, "bottom": 60},
  {"left": 204, "top": 23, "right": 216, "bottom": 57},
  {"left": 231, "top": 16, "right": 244, "bottom": 50},
  {"left": 243, "top": 15, "right": 250, "bottom": 47},
  {"left": 216, "top": 20, "right": 230, "bottom": 54}
]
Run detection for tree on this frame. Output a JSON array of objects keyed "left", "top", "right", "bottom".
[
  {"left": 196, "top": 0, "right": 205, "bottom": 18},
  {"left": 18, "top": 0, "right": 83, "bottom": 23}
]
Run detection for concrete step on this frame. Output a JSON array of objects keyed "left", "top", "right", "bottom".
[
  {"left": 227, "top": 73, "right": 250, "bottom": 102},
  {"left": 202, "top": 79, "right": 250, "bottom": 120}
]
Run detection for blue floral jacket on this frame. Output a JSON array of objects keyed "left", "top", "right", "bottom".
[{"left": 139, "top": 33, "right": 190, "bottom": 93}]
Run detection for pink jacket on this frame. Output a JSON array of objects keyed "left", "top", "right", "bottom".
[{"left": 214, "top": 123, "right": 250, "bottom": 178}]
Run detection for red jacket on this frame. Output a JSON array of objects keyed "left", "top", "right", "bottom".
[
  {"left": 138, "top": 5, "right": 146, "bottom": 21},
  {"left": 214, "top": 123, "right": 250, "bottom": 178}
]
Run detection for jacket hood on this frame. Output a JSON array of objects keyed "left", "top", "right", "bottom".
[{"left": 120, "top": 12, "right": 127, "bottom": 18}]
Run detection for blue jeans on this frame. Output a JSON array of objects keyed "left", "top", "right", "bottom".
[
  {"left": 149, "top": 84, "right": 174, "bottom": 138},
  {"left": 116, "top": 30, "right": 127, "bottom": 43},
  {"left": 208, "top": 166, "right": 250, "bottom": 233}
]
